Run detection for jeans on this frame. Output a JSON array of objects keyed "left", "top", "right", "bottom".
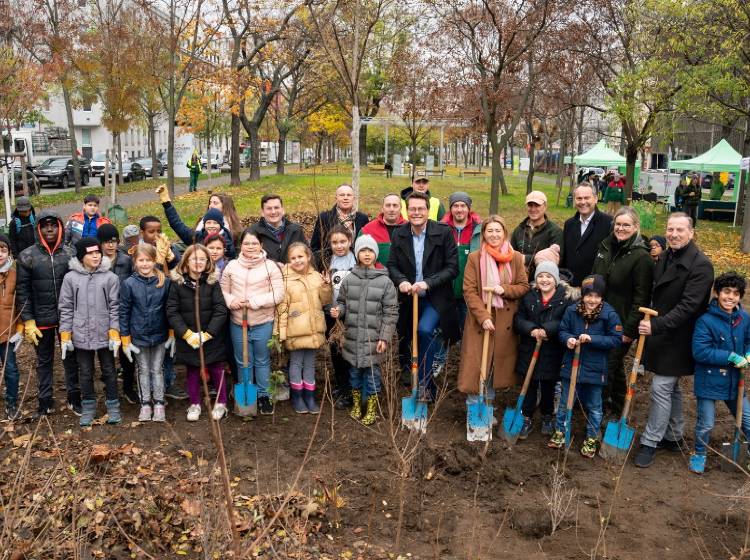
[
  {"left": 1, "top": 341, "right": 19, "bottom": 407},
  {"left": 186, "top": 362, "right": 226, "bottom": 405},
  {"left": 135, "top": 344, "right": 167, "bottom": 404},
  {"left": 289, "top": 349, "right": 317, "bottom": 389},
  {"left": 326, "top": 315, "right": 351, "bottom": 394},
  {"left": 433, "top": 299, "right": 467, "bottom": 367},
  {"left": 230, "top": 321, "right": 273, "bottom": 397},
  {"left": 163, "top": 353, "right": 176, "bottom": 389},
  {"left": 694, "top": 396, "right": 750, "bottom": 455},
  {"left": 350, "top": 365, "right": 382, "bottom": 399},
  {"left": 640, "top": 375, "right": 685, "bottom": 447},
  {"left": 36, "top": 328, "right": 79, "bottom": 407},
  {"left": 604, "top": 340, "right": 632, "bottom": 416},
  {"left": 555, "top": 379, "right": 603, "bottom": 439},
  {"left": 522, "top": 378, "right": 557, "bottom": 418},
  {"left": 77, "top": 348, "right": 118, "bottom": 401}
]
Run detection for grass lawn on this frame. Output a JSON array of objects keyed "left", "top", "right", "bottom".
[{"left": 27, "top": 177, "right": 191, "bottom": 207}]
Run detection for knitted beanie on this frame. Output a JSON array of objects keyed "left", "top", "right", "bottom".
[{"left": 354, "top": 234, "right": 379, "bottom": 261}]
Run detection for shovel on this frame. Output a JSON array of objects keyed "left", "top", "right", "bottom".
[
  {"left": 402, "top": 292, "right": 427, "bottom": 433},
  {"left": 721, "top": 372, "right": 747, "bottom": 472},
  {"left": 500, "top": 338, "right": 543, "bottom": 445},
  {"left": 601, "top": 307, "right": 659, "bottom": 463},
  {"left": 234, "top": 309, "right": 257, "bottom": 417},
  {"left": 563, "top": 344, "right": 582, "bottom": 449},
  {"left": 467, "top": 288, "right": 497, "bottom": 442}
]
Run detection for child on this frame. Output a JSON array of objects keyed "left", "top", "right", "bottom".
[
  {"left": 277, "top": 242, "right": 332, "bottom": 414},
  {"left": 548, "top": 274, "right": 622, "bottom": 457},
  {"left": 326, "top": 225, "right": 356, "bottom": 408},
  {"left": 649, "top": 235, "right": 666, "bottom": 263},
  {"left": 689, "top": 271, "right": 750, "bottom": 474},
  {"left": 64, "top": 194, "right": 112, "bottom": 246},
  {"left": 58, "top": 238, "right": 122, "bottom": 427},
  {"left": 204, "top": 233, "right": 227, "bottom": 280},
  {"left": 330, "top": 235, "right": 398, "bottom": 425},
  {"left": 0, "top": 234, "right": 24, "bottom": 419},
  {"left": 166, "top": 245, "right": 229, "bottom": 421},
  {"left": 132, "top": 215, "right": 181, "bottom": 271},
  {"left": 120, "top": 244, "right": 174, "bottom": 422},
  {"left": 9, "top": 196, "right": 36, "bottom": 257},
  {"left": 513, "top": 261, "right": 572, "bottom": 438}
]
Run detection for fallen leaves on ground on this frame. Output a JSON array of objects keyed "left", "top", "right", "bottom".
[{"left": 696, "top": 228, "right": 750, "bottom": 275}]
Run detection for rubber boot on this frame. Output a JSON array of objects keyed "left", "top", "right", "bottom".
[
  {"left": 105, "top": 399, "right": 122, "bottom": 424},
  {"left": 350, "top": 389, "right": 362, "bottom": 420},
  {"left": 80, "top": 399, "right": 97, "bottom": 427},
  {"left": 362, "top": 396, "right": 378, "bottom": 426},
  {"left": 291, "top": 388, "right": 308, "bottom": 414},
  {"left": 303, "top": 388, "right": 320, "bottom": 415}
]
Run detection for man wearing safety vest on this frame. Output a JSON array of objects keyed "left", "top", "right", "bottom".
[{"left": 400, "top": 176, "right": 445, "bottom": 221}]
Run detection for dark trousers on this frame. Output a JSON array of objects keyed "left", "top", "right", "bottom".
[
  {"left": 77, "top": 348, "right": 118, "bottom": 402},
  {"left": 604, "top": 340, "right": 632, "bottom": 416},
  {"left": 521, "top": 378, "right": 557, "bottom": 418},
  {"left": 35, "top": 327, "right": 79, "bottom": 407},
  {"left": 326, "top": 315, "right": 351, "bottom": 395},
  {"left": 685, "top": 204, "right": 698, "bottom": 225},
  {"left": 118, "top": 347, "right": 135, "bottom": 392}
]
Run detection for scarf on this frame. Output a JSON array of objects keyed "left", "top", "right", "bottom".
[
  {"left": 238, "top": 250, "right": 266, "bottom": 269},
  {"left": 480, "top": 242, "right": 513, "bottom": 308},
  {"left": 264, "top": 219, "right": 286, "bottom": 242},
  {"left": 576, "top": 301, "right": 603, "bottom": 324},
  {"left": 336, "top": 209, "right": 356, "bottom": 233},
  {"left": 183, "top": 272, "right": 207, "bottom": 290},
  {"left": 0, "top": 257, "right": 13, "bottom": 274}
]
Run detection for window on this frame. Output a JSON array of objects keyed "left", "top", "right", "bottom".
[
  {"left": 82, "top": 100, "right": 92, "bottom": 112},
  {"left": 81, "top": 128, "right": 91, "bottom": 146}
]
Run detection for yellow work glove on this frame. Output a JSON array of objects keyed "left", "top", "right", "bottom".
[
  {"left": 108, "top": 329, "right": 121, "bottom": 354},
  {"left": 199, "top": 332, "right": 212, "bottom": 345},
  {"left": 121, "top": 335, "right": 140, "bottom": 362},
  {"left": 59, "top": 331, "right": 74, "bottom": 359},
  {"left": 24, "top": 320, "right": 42, "bottom": 346},
  {"left": 183, "top": 329, "right": 201, "bottom": 349},
  {"left": 155, "top": 234, "right": 174, "bottom": 266},
  {"left": 155, "top": 184, "right": 171, "bottom": 204}
]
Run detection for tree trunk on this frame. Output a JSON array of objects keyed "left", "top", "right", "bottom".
[
  {"left": 488, "top": 127, "right": 503, "bottom": 213},
  {"left": 739, "top": 120, "right": 750, "bottom": 252},
  {"left": 359, "top": 124, "right": 367, "bottom": 167},
  {"left": 248, "top": 121, "right": 260, "bottom": 181},
  {"left": 624, "top": 142, "right": 638, "bottom": 201},
  {"left": 276, "top": 129, "right": 287, "bottom": 175},
  {"left": 577, "top": 106, "right": 585, "bottom": 154},
  {"left": 351, "top": 104, "right": 361, "bottom": 207},
  {"left": 526, "top": 141, "right": 536, "bottom": 195},
  {"left": 230, "top": 113, "right": 241, "bottom": 186},
  {"left": 555, "top": 126, "right": 569, "bottom": 206},
  {"left": 61, "top": 81, "right": 81, "bottom": 192},
  {"left": 206, "top": 138, "right": 212, "bottom": 184},
  {"left": 115, "top": 132, "right": 123, "bottom": 206},
  {"left": 148, "top": 113, "right": 157, "bottom": 178},
  {"left": 166, "top": 77, "right": 176, "bottom": 197}
]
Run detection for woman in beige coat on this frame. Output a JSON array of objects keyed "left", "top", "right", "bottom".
[{"left": 458, "top": 215, "right": 529, "bottom": 402}]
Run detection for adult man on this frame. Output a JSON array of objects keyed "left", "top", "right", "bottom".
[
  {"left": 560, "top": 183, "right": 613, "bottom": 286},
  {"left": 64, "top": 194, "right": 112, "bottom": 246},
  {"left": 510, "top": 190, "right": 563, "bottom": 275},
  {"left": 16, "top": 211, "right": 79, "bottom": 418},
  {"left": 360, "top": 193, "right": 406, "bottom": 267},
  {"left": 634, "top": 213, "right": 714, "bottom": 468},
  {"left": 249, "top": 194, "right": 307, "bottom": 263},
  {"left": 388, "top": 192, "right": 458, "bottom": 400},
  {"left": 310, "top": 184, "right": 369, "bottom": 265},
  {"left": 9, "top": 196, "right": 36, "bottom": 257},
  {"left": 400, "top": 176, "right": 445, "bottom": 221}
]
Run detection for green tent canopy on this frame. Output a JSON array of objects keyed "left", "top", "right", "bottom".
[
  {"left": 573, "top": 140, "right": 626, "bottom": 167},
  {"left": 669, "top": 139, "right": 742, "bottom": 172}
]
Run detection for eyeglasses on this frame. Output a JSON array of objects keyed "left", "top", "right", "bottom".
[
  {"left": 190, "top": 258, "right": 208, "bottom": 264},
  {"left": 614, "top": 223, "right": 634, "bottom": 230}
]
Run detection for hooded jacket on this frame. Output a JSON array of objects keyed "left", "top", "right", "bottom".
[
  {"left": 0, "top": 259, "right": 18, "bottom": 344},
  {"left": 360, "top": 213, "right": 406, "bottom": 267},
  {"left": 16, "top": 210, "right": 76, "bottom": 328},
  {"left": 58, "top": 256, "right": 120, "bottom": 350},
  {"left": 249, "top": 218, "right": 307, "bottom": 263},
  {"left": 9, "top": 206, "right": 36, "bottom": 257},
  {"left": 64, "top": 212, "right": 112, "bottom": 246},
  {"left": 120, "top": 272, "right": 171, "bottom": 347},
  {"left": 162, "top": 202, "right": 236, "bottom": 258},
  {"left": 442, "top": 211, "right": 481, "bottom": 298},
  {"left": 399, "top": 186, "right": 445, "bottom": 221},
  {"left": 275, "top": 265, "right": 332, "bottom": 350}
]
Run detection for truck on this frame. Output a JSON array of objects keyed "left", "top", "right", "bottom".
[{"left": 2, "top": 127, "right": 74, "bottom": 167}]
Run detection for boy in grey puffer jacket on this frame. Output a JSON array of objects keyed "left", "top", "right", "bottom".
[
  {"left": 330, "top": 235, "right": 398, "bottom": 425},
  {"left": 58, "top": 238, "right": 121, "bottom": 427}
]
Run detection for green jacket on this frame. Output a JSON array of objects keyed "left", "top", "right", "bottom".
[
  {"left": 709, "top": 179, "right": 725, "bottom": 200},
  {"left": 442, "top": 212, "right": 481, "bottom": 298},
  {"left": 187, "top": 160, "right": 201, "bottom": 175},
  {"left": 591, "top": 233, "right": 654, "bottom": 339},
  {"left": 510, "top": 216, "right": 564, "bottom": 270}
]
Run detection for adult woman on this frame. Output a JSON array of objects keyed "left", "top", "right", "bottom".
[
  {"left": 591, "top": 206, "right": 654, "bottom": 415},
  {"left": 458, "top": 215, "right": 529, "bottom": 402},
  {"left": 220, "top": 230, "right": 285, "bottom": 415},
  {"left": 677, "top": 174, "right": 701, "bottom": 224},
  {"left": 187, "top": 154, "right": 201, "bottom": 192}
]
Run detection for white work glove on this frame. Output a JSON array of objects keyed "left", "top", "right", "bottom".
[
  {"left": 123, "top": 343, "right": 140, "bottom": 362},
  {"left": 9, "top": 332, "right": 22, "bottom": 353},
  {"left": 61, "top": 339, "right": 74, "bottom": 360},
  {"left": 164, "top": 330, "right": 176, "bottom": 358}
]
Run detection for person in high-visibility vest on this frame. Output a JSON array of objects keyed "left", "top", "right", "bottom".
[{"left": 400, "top": 176, "right": 445, "bottom": 221}]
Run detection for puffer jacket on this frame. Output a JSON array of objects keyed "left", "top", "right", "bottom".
[
  {"left": 120, "top": 272, "right": 171, "bottom": 347},
  {"left": 166, "top": 270, "right": 228, "bottom": 367},
  {"left": 692, "top": 300, "right": 750, "bottom": 401},
  {"left": 110, "top": 249, "right": 133, "bottom": 283},
  {"left": 9, "top": 207, "right": 36, "bottom": 257},
  {"left": 220, "top": 252, "right": 285, "bottom": 327},
  {"left": 64, "top": 212, "right": 112, "bottom": 246},
  {"left": 16, "top": 210, "right": 76, "bottom": 328},
  {"left": 514, "top": 282, "right": 575, "bottom": 382},
  {"left": 58, "top": 256, "right": 120, "bottom": 350},
  {"left": 558, "top": 301, "right": 622, "bottom": 386},
  {"left": 0, "top": 261, "right": 18, "bottom": 344},
  {"left": 336, "top": 266, "right": 399, "bottom": 368},
  {"left": 276, "top": 265, "right": 332, "bottom": 350}
]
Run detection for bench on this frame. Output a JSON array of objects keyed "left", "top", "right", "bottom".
[
  {"left": 321, "top": 165, "right": 339, "bottom": 173},
  {"left": 424, "top": 169, "right": 445, "bottom": 178},
  {"left": 460, "top": 170, "right": 487, "bottom": 177},
  {"left": 698, "top": 200, "right": 736, "bottom": 222},
  {"left": 368, "top": 167, "right": 388, "bottom": 176}
]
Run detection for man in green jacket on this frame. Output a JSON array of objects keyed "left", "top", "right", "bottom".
[{"left": 510, "top": 191, "right": 563, "bottom": 276}]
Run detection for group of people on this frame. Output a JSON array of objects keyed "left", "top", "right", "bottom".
[{"left": 1, "top": 175, "right": 747, "bottom": 472}]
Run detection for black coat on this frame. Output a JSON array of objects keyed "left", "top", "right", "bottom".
[
  {"left": 9, "top": 207, "right": 37, "bottom": 257},
  {"left": 514, "top": 284, "right": 572, "bottom": 381},
  {"left": 387, "top": 220, "right": 460, "bottom": 343},
  {"left": 249, "top": 218, "right": 307, "bottom": 263},
  {"left": 310, "top": 205, "right": 369, "bottom": 266},
  {"left": 110, "top": 249, "right": 133, "bottom": 283},
  {"left": 166, "top": 271, "right": 228, "bottom": 367},
  {"left": 643, "top": 241, "right": 714, "bottom": 377},
  {"left": 560, "top": 208, "right": 613, "bottom": 286}
]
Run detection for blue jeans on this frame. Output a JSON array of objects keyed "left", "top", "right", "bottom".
[
  {"left": 555, "top": 379, "right": 603, "bottom": 439},
  {"left": 230, "top": 321, "right": 273, "bottom": 397},
  {"left": 695, "top": 396, "right": 750, "bottom": 455},
  {"left": 1, "top": 342, "right": 19, "bottom": 407},
  {"left": 350, "top": 365, "right": 382, "bottom": 399},
  {"left": 416, "top": 300, "right": 441, "bottom": 399},
  {"left": 433, "top": 299, "right": 467, "bottom": 366}
]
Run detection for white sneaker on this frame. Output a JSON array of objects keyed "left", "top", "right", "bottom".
[
  {"left": 186, "top": 404, "right": 201, "bottom": 421},
  {"left": 211, "top": 403, "right": 227, "bottom": 420},
  {"left": 138, "top": 404, "right": 152, "bottom": 422},
  {"left": 152, "top": 404, "right": 166, "bottom": 422}
]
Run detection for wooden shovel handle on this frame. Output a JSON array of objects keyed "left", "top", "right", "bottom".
[
  {"left": 478, "top": 289, "right": 493, "bottom": 387},
  {"left": 621, "top": 310, "right": 656, "bottom": 420},
  {"left": 566, "top": 345, "right": 581, "bottom": 411},
  {"left": 411, "top": 292, "right": 419, "bottom": 390},
  {"left": 518, "top": 339, "right": 543, "bottom": 399}
]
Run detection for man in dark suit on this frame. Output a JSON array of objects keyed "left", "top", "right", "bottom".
[
  {"left": 560, "top": 183, "right": 613, "bottom": 286},
  {"left": 387, "top": 192, "right": 458, "bottom": 400},
  {"left": 310, "top": 184, "right": 369, "bottom": 268}
]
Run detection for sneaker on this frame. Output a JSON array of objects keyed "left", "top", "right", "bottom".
[
  {"left": 165, "top": 386, "right": 188, "bottom": 400},
  {"left": 689, "top": 453, "right": 706, "bottom": 474},
  {"left": 541, "top": 415, "right": 554, "bottom": 435},
  {"left": 634, "top": 444, "right": 657, "bottom": 468},
  {"left": 657, "top": 438, "right": 686, "bottom": 452},
  {"left": 258, "top": 396, "right": 274, "bottom": 415},
  {"left": 211, "top": 403, "right": 227, "bottom": 420},
  {"left": 67, "top": 401, "right": 82, "bottom": 417},
  {"left": 581, "top": 437, "right": 599, "bottom": 459},
  {"left": 518, "top": 417, "right": 534, "bottom": 440},
  {"left": 123, "top": 387, "right": 139, "bottom": 405},
  {"left": 547, "top": 430, "right": 565, "bottom": 449},
  {"left": 152, "top": 404, "right": 166, "bottom": 422},
  {"left": 138, "top": 404, "right": 153, "bottom": 422},
  {"left": 6, "top": 403, "right": 19, "bottom": 421},
  {"left": 186, "top": 404, "right": 201, "bottom": 421},
  {"left": 31, "top": 406, "right": 53, "bottom": 421}
]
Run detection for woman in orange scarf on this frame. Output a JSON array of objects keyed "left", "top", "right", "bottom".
[{"left": 458, "top": 215, "right": 529, "bottom": 407}]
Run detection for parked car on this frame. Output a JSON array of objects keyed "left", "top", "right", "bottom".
[
  {"left": 206, "top": 153, "right": 222, "bottom": 169},
  {"left": 12, "top": 164, "right": 40, "bottom": 196},
  {"left": 200, "top": 155, "right": 208, "bottom": 169},
  {"left": 90, "top": 152, "right": 115, "bottom": 177},
  {"left": 135, "top": 157, "right": 164, "bottom": 177},
  {"left": 100, "top": 161, "right": 147, "bottom": 185},
  {"left": 35, "top": 157, "right": 90, "bottom": 188}
]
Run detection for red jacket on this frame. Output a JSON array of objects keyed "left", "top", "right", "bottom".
[{"left": 360, "top": 213, "right": 406, "bottom": 267}]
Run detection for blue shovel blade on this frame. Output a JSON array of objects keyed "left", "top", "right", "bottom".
[
  {"left": 402, "top": 392, "right": 428, "bottom": 430},
  {"left": 603, "top": 419, "right": 634, "bottom": 452},
  {"left": 501, "top": 400, "right": 525, "bottom": 441},
  {"left": 234, "top": 367, "right": 257, "bottom": 407},
  {"left": 468, "top": 401, "right": 494, "bottom": 441}
]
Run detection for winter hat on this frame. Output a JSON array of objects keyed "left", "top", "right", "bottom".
[
  {"left": 96, "top": 223, "right": 120, "bottom": 243},
  {"left": 354, "top": 234, "right": 379, "bottom": 261},
  {"left": 449, "top": 192, "right": 472, "bottom": 208},
  {"left": 533, "top": 243, "right": 560, "bottom": 265},
  {"left": 580, "top": 274, "right": 606, "bottom": 297},
  {"left": 650, "top": 235, "right": 666, "bottom": 251},
  {"left": 76, "top": 237, "right": 101, "bottom": 262},
  {"left": 122, "top": 224, "right": 139, "bottom": 240},
  {"left": 203, "top": 208, "right": 225, "bottom": 227},
  {"left": 0, "top": 233, "right": 11, "bottom": 251},
  {"left": 535, "top": 261, "right": 560, "bottom": 285},
  {"left": 15, "top": 196, "right": 32, "bottom": 212}
]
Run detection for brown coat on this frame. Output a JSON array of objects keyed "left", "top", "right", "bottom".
[
  {"left": 0, "top": 267, "right": 18, "bottom": 344},
  {"left": 458, "top": 250, "right": 529, "bottom": 393}
]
